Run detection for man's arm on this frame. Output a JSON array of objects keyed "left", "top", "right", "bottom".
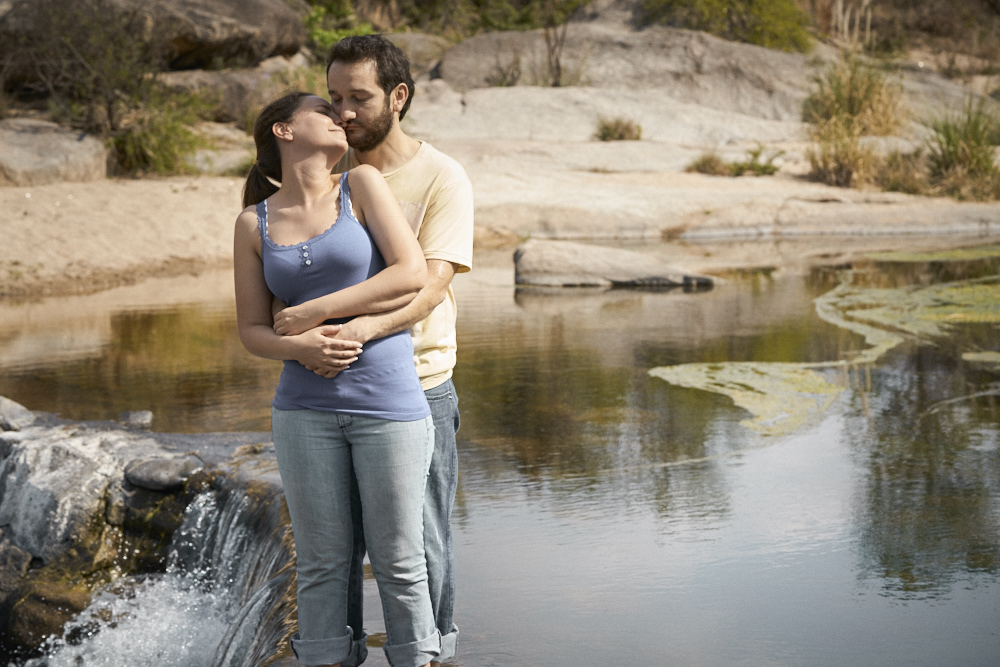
[{"left": 335, "top": 259, "right": 456, "bottom": 345}]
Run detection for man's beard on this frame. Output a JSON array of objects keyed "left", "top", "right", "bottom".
[{"left": 346, "top": 98, "right": 393, "bottom": 153}]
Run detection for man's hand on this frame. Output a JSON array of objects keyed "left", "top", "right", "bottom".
[
  {"left": 274, "top": 301, "right": 329, "bottom": 336},
  {"left": 291, "top": 325, "right": 362, "bottom": 378}
]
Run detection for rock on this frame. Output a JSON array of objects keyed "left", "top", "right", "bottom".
[
  {"left": 0, "top": 537, "right": 31, "bottom": 602},
  {"left": 514, "top": 238, "right": 715, "bottom": 288},
  {"left": 4, "top": 580, "right": 91, "bottom": 648},
  {"left": 0, "top": 396, "right": 35, "bottom": 432},
  {"left": 187, "top": 122, "right": 254, "bottom": 175},
  {"left": 124, "top": 454, "right": 205, "bottom": 492},
  {"left": 438, "top": 23, "right": 821, "bottom": 121},
  {"left": 386, "top": 33, "right": 451, "bottom": 80},
  {"left": 0, "top": 0, "right": 305, "bottom": 78},
  {"left": 0, "top": 119, "right": 107, "bottom": 187},
  {"left": 149, "top": 0, "right": 307, "bottom": 70},
  {"left": 120, "top": 410, "right": 154, "bottom": 429},
  {"left": 160, "top": 52, "right": 312, "bottom": 124}
]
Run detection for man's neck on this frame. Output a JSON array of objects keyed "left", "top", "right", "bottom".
[{"left": 353, "top": 124, "right": 421, "bottom": 174}]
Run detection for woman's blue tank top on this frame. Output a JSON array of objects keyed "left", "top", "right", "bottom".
[{"left": 257, "top": 171, "right": 430, "bottom": 421}]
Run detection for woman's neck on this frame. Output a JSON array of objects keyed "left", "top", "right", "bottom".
[{"left": 275, "top": 150, "right": 341, "bottom": 207}]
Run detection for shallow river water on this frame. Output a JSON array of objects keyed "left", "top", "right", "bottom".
[{"left": 1, "top": 246, "right": 999, "bottom": 666}]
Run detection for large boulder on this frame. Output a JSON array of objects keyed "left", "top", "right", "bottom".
[
  {"left": 0, "top": 119, "right": 107, "bottom": 187},
  {"left": 438, "top": 23, "right": 819, "bottom": 121},
  {"left": 160, "top": 51, "right": 313, "bottom": 124},
  {"left": 0, "top": 0, "right": 306, "bottom": 77},
  {"left": 514, "top": 238, "right": 715, "bottom": 288}
]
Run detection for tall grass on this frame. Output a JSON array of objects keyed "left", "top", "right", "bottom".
[
  {"left": 640, "top": 0, "right": 812, "bottom": 53},
  {"left": 803, "top": 54, "right": 904, "bottom": 136},
  {"left": 926, "top": 99, "right": 1000, "bottom": 200},
  {"left": 804, "top": 54, "right": 904, "bottom": 187}
]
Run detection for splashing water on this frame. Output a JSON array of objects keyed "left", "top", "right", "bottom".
[{"left": 16, "top": 490, "right": 293, "bottom": 667}]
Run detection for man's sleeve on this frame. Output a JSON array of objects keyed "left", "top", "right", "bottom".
[{"left": 418, "top": 166, "right": 474, "bottom": 273}]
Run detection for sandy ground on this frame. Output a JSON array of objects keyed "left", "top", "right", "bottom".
[{"left": 4, "top": 80, "right": 1000, "bottom": 298}]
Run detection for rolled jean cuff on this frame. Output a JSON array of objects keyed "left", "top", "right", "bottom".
[
  {"left": 339, "top": 631, "right": 369, "bottom": 667},
  {"left": 290, "top": 629, "right": 353, "bottom": 666},
  {"left": 439, "top": 627, "right": 459, "bottom": 663},
  {"left": 383, "top": 629, "right": 441, "bottom": 667}
]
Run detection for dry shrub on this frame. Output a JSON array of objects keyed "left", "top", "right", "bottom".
[
  {"left": 595, "top": 116, "right": 642, "bottom": 141},
  {"left": 807, "top": 117, "right": 875, "bottom": 187},
  {"left": 871, "top": 149, "right": 928, "bottom": 194},
  {"left": 686, "top": 152, "right": 730, "bottom": 175},
  {"left": 803, "top": 54, "right": 905, "bottom": 136}
]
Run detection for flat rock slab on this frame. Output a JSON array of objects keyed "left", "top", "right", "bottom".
[
  {"left": 514, "top": 238, "right": 715, "bottom": 288},
  {"left": 0, "top": 119, "right": 106, "bottom": 187}
]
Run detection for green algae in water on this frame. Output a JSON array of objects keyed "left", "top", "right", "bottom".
[
  {"left": 864, "top": 244, "right": 1000, "bottom": 263},
  {"left": 649, "top": 363, "right": 844, "bottom": 437},
  {"left": 651, "top": 273, "right": 999, "bottom": 437}
]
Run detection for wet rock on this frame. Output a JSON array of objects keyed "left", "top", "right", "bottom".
[
  {"left": 514, "top": 239, "right": 715, "bottom": 288},
  {"left": 124, "top": 454, "right": 205, "bottom": 492},
  {"left": 0, "top": 537, "right": 31, "bottom": 603},
  {"left": 0, "top": 119, "right": 106, "bottom": 187},
  {"left": 119, "top": 410, "right": 154, "bottom": 429},
  {"left": 4, "top": 580, "right": 90, "bottom": 649},
  {"left": 0, "top": 397, "right": 35, "bottom": 432}
]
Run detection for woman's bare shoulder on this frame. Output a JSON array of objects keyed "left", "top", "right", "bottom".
[{"left": 235, "top": 205, "right": 262, "bottom": 239}]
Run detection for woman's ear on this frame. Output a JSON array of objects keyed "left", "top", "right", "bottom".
[
  {"left": 273, "top": 121, "right": 294, "bottom": 142},
  {"left": 390, "top": 83, "right": 409, "bottom": 114}
]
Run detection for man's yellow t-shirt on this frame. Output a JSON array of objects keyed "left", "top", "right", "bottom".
[{"left": 337, "top": 142, "right": 474, "bottom": 390}]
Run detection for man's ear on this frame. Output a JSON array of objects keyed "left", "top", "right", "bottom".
[
  {"left": 273, "top": 121, "right": 293, "bottom": 142},
  {"left": 390, "top": 82, "right": 409, "bottom": 114}
]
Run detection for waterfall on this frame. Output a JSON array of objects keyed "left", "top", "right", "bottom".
[{"left": 17, "top": 479, "right": 295, "bottom": 667}]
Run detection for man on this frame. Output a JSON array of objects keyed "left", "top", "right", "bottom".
[{"left": 327, "top": 34, "right": 473, "bottom": 667}]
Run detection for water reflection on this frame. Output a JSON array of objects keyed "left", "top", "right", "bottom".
[{"left": 1, "top": 249, "right": 999, "bottom": 664}]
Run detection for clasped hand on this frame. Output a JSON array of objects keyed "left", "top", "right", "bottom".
[{"left": 290, "top": 325, "right": 363, "bottom": 379}]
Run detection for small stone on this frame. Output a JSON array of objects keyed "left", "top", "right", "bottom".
[
  {"left": 0, "top": 396, "right": 35, "bottom": 432},
  {"left": 120, "top": 410, "right": 153, "bottom": 429},
  {"left": 124, "top": 455, "right": 205, "bottom": 492}
]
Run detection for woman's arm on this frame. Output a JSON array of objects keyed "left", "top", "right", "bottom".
[
  {"left": 234, "top": 207, "right": 361, "bottom": 374},
  {"left": 271, "top": 165, "right": 427, "bottom": 336}
]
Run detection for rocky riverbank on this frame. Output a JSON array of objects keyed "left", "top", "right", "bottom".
[{"left": 0, "top": 396, "right": 293, "bottom": 661}]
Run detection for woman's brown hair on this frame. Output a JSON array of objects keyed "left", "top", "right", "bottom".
[{"left": 242, "top": 91, "right": 314, "bottom": 208}]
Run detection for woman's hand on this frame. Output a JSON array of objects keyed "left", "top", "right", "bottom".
[
  {"left": 291, "top": 324, "right": 363, "bottom": 377},
  {"left": 274, "top": 301, "right": 327, "bottom": 336}
]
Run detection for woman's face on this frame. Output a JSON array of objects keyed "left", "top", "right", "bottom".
[{"left": 287, "top": 95, "right": 348, "bottom": 151}]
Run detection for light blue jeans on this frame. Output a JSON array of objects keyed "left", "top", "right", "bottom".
[
  {"left": 346, "top": 379, "right": 461, "bottom": 665},
  {"left": 271, "top": 408, "right": 440, "bottom": 667}
]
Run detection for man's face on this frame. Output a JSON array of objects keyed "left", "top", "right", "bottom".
[{"left": 327, "top": 59, "right": 394, "bottom": 153}]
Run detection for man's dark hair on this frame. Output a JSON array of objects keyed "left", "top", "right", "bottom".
[{"left": 327, "top": 34, "right": 416, "bottom": 121}]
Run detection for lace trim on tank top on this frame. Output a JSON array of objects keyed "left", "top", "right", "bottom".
[{"left": 255, "top": 172, "right": 359, "bottom": 253}]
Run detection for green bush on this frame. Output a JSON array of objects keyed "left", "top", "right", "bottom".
[
  {"left": 108, "top": 91, "right": 210, "bottom": 176},
  {"left": 640, "top": 0, "right": 812, "bottom": 53},
  {"left": 304, "top": 4, "right": 376, "bottom": 54},
  {"left": 1, "top": 0, "right": 215, "bottom": 176},
  {"left": 686, "top": 145, "right": 785, "bottom": 176},
  {"left": 802, "top": 54, "right": 905, "bottom": 136},
  {"left": 595, "top": 116, "right": 642, "bottom": 141}
]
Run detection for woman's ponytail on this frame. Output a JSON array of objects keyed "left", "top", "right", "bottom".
[{"left": 240, "top": 91, "right": 313, "bottom": 208}]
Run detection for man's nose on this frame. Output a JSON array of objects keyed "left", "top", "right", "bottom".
[{"left": 339, "top": 106, "right": 356, "bottom": 122}]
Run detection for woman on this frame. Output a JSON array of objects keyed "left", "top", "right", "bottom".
[{"left": 233, "top": 91, "right": 440, "bottom": 667}]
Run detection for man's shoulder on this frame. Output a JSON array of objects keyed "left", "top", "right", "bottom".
[{"left": 404, "top": 142, "right": 469, "bottom": 184}]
